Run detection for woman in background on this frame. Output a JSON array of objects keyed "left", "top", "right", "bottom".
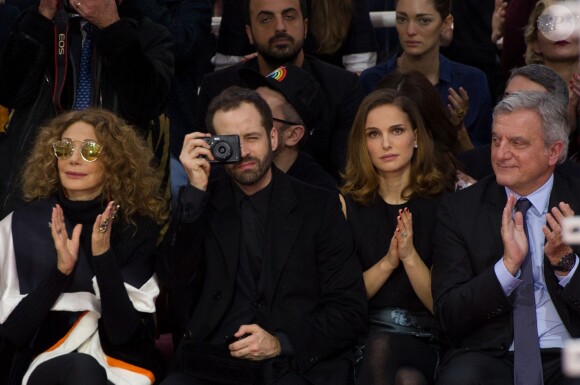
[
  {"left": 0, "top": 109, "right": 168, "bottom": 385},
  {"left": 360, "top": 0, "right": 493, "bottom": 148}
]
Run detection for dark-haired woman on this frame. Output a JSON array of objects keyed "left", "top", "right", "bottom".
[{"left": 342, "top": 89, "right": 456, "bottom": 385}]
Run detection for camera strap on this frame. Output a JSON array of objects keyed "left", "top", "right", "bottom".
[{"left": 53, "top": 7, "right": 69, "bottom": 113}]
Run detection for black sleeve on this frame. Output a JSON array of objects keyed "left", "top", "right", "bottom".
[
  {"left": 158, "top": 184, "right": 209, "bottom": 336},
  {"left": 94, "top": 17, "right": 174, "bottom": 133},
  {"left": 92, "top": 218, "right": 161, "bottom": 345},
  {"left": 161, "top": 184, "right": 209, "bottom": 287},
  {"left": 431, "top": 194, "right": 512, "bottom": 341},
  {"left": 0, "top": 265, "right": 71, "bottom": 348},
  {"left": 137, "top": 0, "right": 212, "bottom": 58},
  {"left": 0, "top": 8, "right": 53, "bottom": 108}
]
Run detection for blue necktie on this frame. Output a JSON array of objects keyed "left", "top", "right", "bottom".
[
  {"left": 513, "top": 198, "right": 544, "bottom": 385},
  {"left": 74, "top": 23, "right": 94, "bottom": 110}
]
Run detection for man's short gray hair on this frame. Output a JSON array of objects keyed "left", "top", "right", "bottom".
[
  {"left": 494, "top": 91, "right": 569, "bottom": 163},
  {"left": 508, "top": 64, "right": 568, "bottom": 105}
]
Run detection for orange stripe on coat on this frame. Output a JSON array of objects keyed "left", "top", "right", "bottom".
[{"left": 46, "top": 311, "right": 89, "bottom": 352}]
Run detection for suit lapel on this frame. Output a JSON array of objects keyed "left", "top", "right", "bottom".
[
  {"left": 483, "top": 178, "right": 507, "bottom": 255},
  {"left": 548, "top": 171, "right": 573, "bottom": 211},
  {"left": 263, "top": 169, "right": 302, "bottom": 305}
]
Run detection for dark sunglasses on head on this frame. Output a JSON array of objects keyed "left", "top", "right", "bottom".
[{"left": 52, "top": 139, "right": 103, "bottom": 162}]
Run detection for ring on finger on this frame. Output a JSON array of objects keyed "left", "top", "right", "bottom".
[
  {"left": 99, "top": 224, "right": 108, "bottom": 233},
  {"left": 401, "top": 231, "right": 407, "bottom": 238},
  {"left": 455, "top": 108, "right": 465, "bottom": 119}
]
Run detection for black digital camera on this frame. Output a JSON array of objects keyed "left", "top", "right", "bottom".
[{"left": 202, "top": 135, "right": 241, "bottom": 164}]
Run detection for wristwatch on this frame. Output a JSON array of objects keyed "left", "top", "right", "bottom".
[{"left": 551, "top": 252, "right": 576, "bottom": 272}]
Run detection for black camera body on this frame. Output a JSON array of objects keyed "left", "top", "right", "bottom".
[{"left": 202, "top": 135, "right": 241, "bottom": 164}]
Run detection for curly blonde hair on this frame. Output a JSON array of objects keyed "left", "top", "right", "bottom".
[
  {"left": 524, "top": 0, "right": 555, "bottom": 65},
  {"left": 341, "top": 89, "right": 448, "bottom": 206},
  {"left": 21, "top": 109, "right": 168, "bottom": 225}
]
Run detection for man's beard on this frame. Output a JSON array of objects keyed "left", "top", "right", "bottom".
[
  {"left": 255, "top": 32, "right": 303, "bottom": 67},
  {"left": 226, "top": 150, "right": 273, "bottom": 186}
]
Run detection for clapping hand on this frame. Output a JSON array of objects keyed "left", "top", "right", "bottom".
[
  {"left": 543, "top": 202, "right": 575, "bottom": 268},
  {"left": 92, "top": 201, "right": 117, "bottom": 256},
  {"left": 501, "top": 194, "right": 529, "bottom": 276},
  {"left": 50, "top": 204, "right": 82, "bottom": 275},
  {"left": 382, "top": 231, "right": 400, "bottom": 271},
  {"left": 492, "top": 0, "right": 508, "bottom": 44},
  {"left": 396, "top": 208, "right": 416, "bottom": 262},
  {"left": 448, "top": 87, "right": 469, "bottom": 127}
]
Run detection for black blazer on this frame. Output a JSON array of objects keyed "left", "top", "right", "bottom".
[
  {"left": 165, "top": 168, "right": 367, "bottom": 374},
  {"left": 432, "top": 170, "right": 580, "bottom": 362}
]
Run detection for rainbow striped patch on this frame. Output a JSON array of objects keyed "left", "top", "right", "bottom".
[{"left": 267, "top": 66, "right": 287, "bottom": 82}]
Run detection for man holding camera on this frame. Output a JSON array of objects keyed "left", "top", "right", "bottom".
[
  {"left": 161, "top": 86, "right": 367, "bottom": 385},
  {"left": 0, "top": 0, "right": 174, "bottom": 218}
]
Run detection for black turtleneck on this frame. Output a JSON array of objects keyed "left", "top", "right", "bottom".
[{"left": 57, "top": 189, "right": 106, "bottom": 258}]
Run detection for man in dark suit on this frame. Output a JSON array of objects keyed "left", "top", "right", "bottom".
[
  {"left": 195, "top": 0, "right": 365, "bottom": 181},
  {"left": 161, "top": 86, "right": 367, "bottom": 385},
  {"left": 432, "top": 91, "right": 580, "bottom": 385}
]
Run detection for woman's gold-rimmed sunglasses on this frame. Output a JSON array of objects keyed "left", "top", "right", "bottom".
[{"left": 52, "top": 139, "right": 103, "bottom": 162}]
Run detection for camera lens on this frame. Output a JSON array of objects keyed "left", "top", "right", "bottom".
[{"left": 213, "top": 141, "right": 232, "bottom": 161}]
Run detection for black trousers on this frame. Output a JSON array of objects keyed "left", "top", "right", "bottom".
[
  {"left": 436, "top": 349, "right": 580, "bottom": 385},
  {"left": 27, "top": 353, "right": 113, "bottom": 385}
]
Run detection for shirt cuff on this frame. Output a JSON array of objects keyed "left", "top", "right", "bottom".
[
  {"left": 275, "top": 332, "right": 294, "bottom": 358},
  {"left": 557, "top": 255, "right": 579, "bottom": 286},
  {"left": 179, "top": 184, "right": 210, "bottom": 223},
  {"left": 494, "top": 258, "right": 522, "bottom": 296}
]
